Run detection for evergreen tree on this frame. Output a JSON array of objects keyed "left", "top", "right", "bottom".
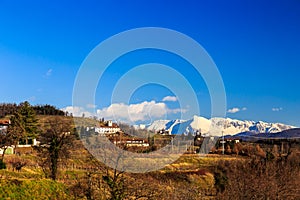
[{"left": 18, "top": 101, "right": 39, "bottom": 138}]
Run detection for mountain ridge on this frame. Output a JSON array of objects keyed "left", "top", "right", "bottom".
[{"left": 142, "top": 115, "right": 296, "bottom": 136}]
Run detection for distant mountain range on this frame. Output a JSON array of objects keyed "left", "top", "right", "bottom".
[
  {"left": 227, "top": 128, "right": 300, "bottom": 141},
  {"left": 141, "top": 115, "right": 296, "bottom": 137}
]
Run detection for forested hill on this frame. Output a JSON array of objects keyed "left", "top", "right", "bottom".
[{"left": 0, "top": 102, "right": 65, "bottom": 118}]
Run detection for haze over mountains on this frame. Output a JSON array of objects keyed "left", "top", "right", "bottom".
[{"left": 142, "top": 115, "right": 296, "bottom": 137}]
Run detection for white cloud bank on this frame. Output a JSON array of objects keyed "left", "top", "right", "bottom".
[
  {"left": 62, "top": 100, "right": 187, "bottom": 123},
  {"left": 162, "top": 96, "right": 177, "bottom": 102},
  {"left": 227, "top": 107, "right": 247, "bottom": 114},
  {"left": 97, "top": 101, "right": 167, "bottom": 122}
]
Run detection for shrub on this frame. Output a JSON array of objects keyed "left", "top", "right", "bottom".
[{"left": 0, "top": 160, "right": 6, "bottom": 169}]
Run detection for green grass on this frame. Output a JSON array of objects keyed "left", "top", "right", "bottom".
[
  {"left": 0, "top": 169, "right": 43, "bottom": 180},
  {"left": 0, "top": 179, "right": 72, "bottom": 200}
]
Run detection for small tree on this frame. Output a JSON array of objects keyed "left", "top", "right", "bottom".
[
  {"left": 0, "top": 130, "right": 14, "bottom": 162},
  {"left": 35, "top": 117, "right": 75, "bottom": 180},
  {"left": 255, "top": 144, "right": 266, "bottom": 158},
  {"left": 1, "top": 112, "right": 25, "bottom": 160},
  {"left": 225, "top": 144, "right": 232, "bottom": 154},
  {"left": 271, "top": 144, "right": 279, "bottom": 159},
  {"left": 102, "top": 155, "right": 126, "bottom": 200}
]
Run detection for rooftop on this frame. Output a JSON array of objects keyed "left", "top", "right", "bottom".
[{"left": 0, "top": 119, "right": 10, "bottom": 125}]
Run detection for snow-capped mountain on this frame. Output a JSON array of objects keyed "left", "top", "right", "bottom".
[{"left": 145, "top": 115, "right": 296, "bottom": 136}]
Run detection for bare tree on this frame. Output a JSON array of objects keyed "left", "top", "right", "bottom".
[{"left": 35, "top": 117, "right": 75, "bottom": 180}]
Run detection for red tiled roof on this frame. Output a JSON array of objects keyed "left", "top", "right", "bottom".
[{"left": 0, "top": 120, "right": 10, "bottom": 125}]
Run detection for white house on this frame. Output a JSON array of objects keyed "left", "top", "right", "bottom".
[
  {"left": 114, "top": 139, "right": 149, "bottom": 147},
  {"left": 17, "top": 137, "right": 39, "bottom": 148},
  {"left": 95, "top": 121, "right": 121, "bottom": 135}
]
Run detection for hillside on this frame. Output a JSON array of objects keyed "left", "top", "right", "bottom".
[{"left": 1, "top": 113, "right": 300, "bottom": 199}]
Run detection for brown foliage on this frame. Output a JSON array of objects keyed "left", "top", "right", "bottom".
[{"left": 214, "top": 149, "right": 300, "bottom": 199}]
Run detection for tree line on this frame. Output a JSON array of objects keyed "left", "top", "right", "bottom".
[{"left": 0, "top": 102, "right": 65, "bottom": 118}]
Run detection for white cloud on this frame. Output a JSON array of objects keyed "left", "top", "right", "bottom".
[
  {"left": 46, "top": 69, "right": 52, "bottom": 77},
  {"left": 162, "top": 96, "right": 178, "bottom": 102},
  {"left": 272, "top": 107, "right": 283, "bottom": 112},
  {"left": 86, "top": 104, "right": 97, "bottom": 109},
  {"left": 97, "top": 101, "right": 184, "bottom": 123},
  {"left": 97, "top": 101, "right": 166, "bottom": 122},
  {"left": 227, "top": 108, "right": 240, "bottom": 114},
  {"left": 61, "top": 106, "right": 93, "bottom": 117},
  {"left": 227, "top": 107, "right": 247, "bottom": 114}
]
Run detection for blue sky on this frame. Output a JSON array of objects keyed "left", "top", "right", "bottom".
[{"left": 0, "top": 0, "right": 300, "bottom": 126}]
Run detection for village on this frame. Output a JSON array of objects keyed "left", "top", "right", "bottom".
[
  {"left": 2, "top": 117, "right": 297, "bottom": 158},
  {"left": 0, "top": 117, "right": 210, "bottom": 155}
]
